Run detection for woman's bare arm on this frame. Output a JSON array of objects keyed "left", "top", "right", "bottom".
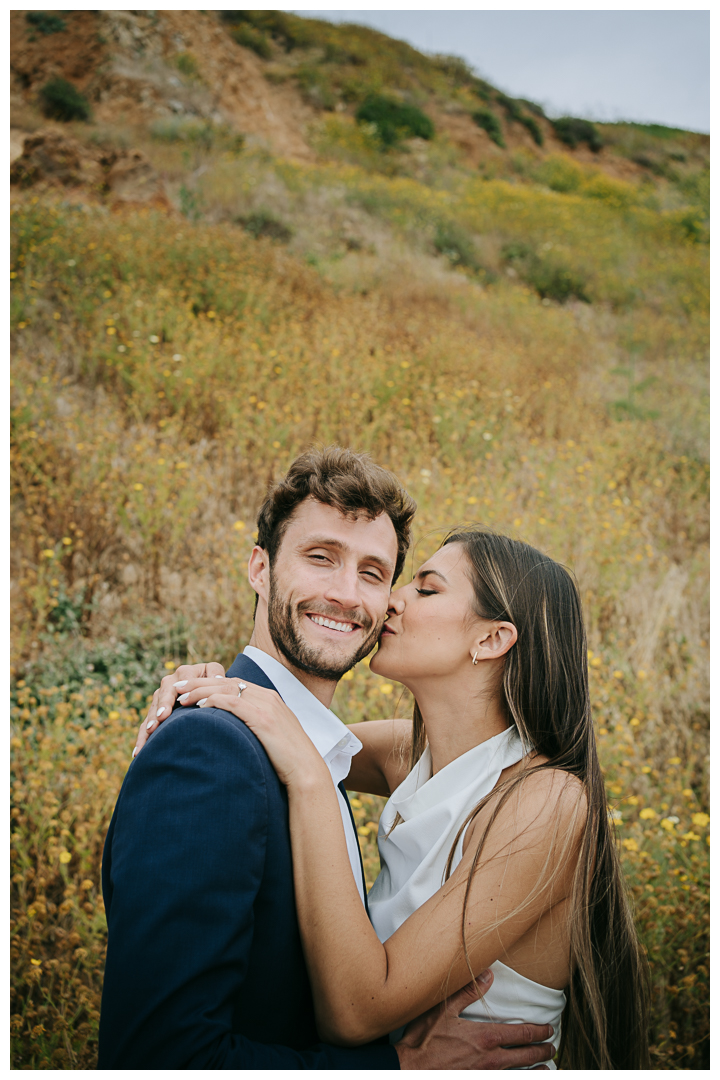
[
  {"left": 198, "top": 683, "right": 585, "bottom": 1045},
  {"left": 344, "top": 718, "right": 412, "bottom": 795},
  {"left": 288, "top": 765, "right": 586, "bottom": 1044}
]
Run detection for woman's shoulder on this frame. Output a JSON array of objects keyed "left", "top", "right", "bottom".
[{"left": 466, "top": 759, "right": 588, "bottom": 852}]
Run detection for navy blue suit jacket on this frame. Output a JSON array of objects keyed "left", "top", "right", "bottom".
[{"left": 98, "top": 653, "right": 399, "bottom": 1069}]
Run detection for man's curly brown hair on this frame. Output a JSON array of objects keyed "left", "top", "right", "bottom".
[{"left": 256, "top": 446, "right": 416, "bottom": 584}]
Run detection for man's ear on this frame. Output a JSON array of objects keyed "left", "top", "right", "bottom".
[
  {"left": 472, "top": 621, "right": 517, "bottom": 662},
  {"left": 248, "top": 545, "right": 270, "bottom": 603}
]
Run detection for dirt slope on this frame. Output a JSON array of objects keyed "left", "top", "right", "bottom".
[
  {"left": 11, "top": 9, "right": 316, "bottom": 160},
  {"left": 10, "top": 8, "right": 707, "bottom": 188}
]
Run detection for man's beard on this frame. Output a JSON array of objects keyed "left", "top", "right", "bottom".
[{"left": 267, "top": 570, "right": 382, "bottom": 681}]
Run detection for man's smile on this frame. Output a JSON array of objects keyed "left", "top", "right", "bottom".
[{"left": 306, "top": 613, "right": 359, "bottom": 634}]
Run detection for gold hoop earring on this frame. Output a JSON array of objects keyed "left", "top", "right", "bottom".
[{"left": 472, "top": 652, "right": 479, "bottom": 665}]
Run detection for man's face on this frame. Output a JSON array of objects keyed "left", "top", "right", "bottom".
[{"left": 262, "top": 499, "right": 398, "bottom": 681}]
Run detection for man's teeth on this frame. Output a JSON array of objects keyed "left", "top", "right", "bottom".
[{"left": 309, "top": 615, "right": 355, "bottom": 633}]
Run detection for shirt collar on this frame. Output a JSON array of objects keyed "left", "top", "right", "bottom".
[{"left": 242, "top": 646, "right": 362, "bottom": 780}]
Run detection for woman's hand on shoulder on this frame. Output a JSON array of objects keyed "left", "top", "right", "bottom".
[
  {"left": 200, "top": 683, "right": 327, "bottom": 790},
  {"left": 133, "top": 661, "right": 227, "bottom": 757}
]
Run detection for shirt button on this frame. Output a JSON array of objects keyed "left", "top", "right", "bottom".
[{"left": 338, "top": 734, "right": 350, "bottom": 749}]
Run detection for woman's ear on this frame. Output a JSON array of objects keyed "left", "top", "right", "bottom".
[
  {"left": 248, "top": 545, "right": 270, "bottom": 602},
  {"left": 472, "top": 621, "right": 518, "bottom": 663}
]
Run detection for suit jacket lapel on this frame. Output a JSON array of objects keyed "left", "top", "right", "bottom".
[
  {"left": 225, "top": 652, "right": 370, "bottom": 913},
  {"left": 337, "top": 779, "right": 369, "bottom": 912}
]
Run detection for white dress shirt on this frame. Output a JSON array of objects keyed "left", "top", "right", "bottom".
[{"left": 243, "top": 646, "right": 366, "bottom": 900}]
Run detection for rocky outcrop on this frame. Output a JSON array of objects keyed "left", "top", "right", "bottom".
[
  {"left": 10, "top": 130, "right": 106, "bottom": 188},
  {"left": 10, "top": 9, "right": 316, "bottom": 162},
  {"left": 10, "top": 129, "right": 170, "bottom": 210}
]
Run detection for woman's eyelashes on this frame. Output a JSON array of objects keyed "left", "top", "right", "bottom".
[{"left": 415, "top": 588, "right": 438, "bottom": 597}]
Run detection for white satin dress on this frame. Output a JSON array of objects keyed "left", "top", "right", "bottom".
[{"left": 368, "top": 726, "right": 565, "bottom": 1069}]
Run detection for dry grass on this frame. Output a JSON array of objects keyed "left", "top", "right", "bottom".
[{"left": 11, "top": 160, "right": 708, "bottom": 1068}]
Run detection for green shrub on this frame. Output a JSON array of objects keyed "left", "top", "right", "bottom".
[
  {"left": 535, "top": 154, "right": 585, "bottom": 193},
  {"left": 222, "top": 10, "right": 312, "bottom": 52},
  {"left": 175, "top": 52, "right": 200, "bottom": 79},
  {"left": 38, "top": 78, "right": 91, "bottom": 123},
  {"left": 150, "top": 119, "right": 244, "bottom": 155},
  {"left": 232, "top": 24, "right": 272, "bottom": 59},
  {"left": 501, "top": 242, "right": 590, "bottom": 303},
  {"left": 519, "top": 98, "right": 546, "bottom": 118},
  {"left": 236, "top": 211, "right": 293, "bottom": 242},
  {"left": 356, "top": 94, "right": 434, "bottom": 147},
  {"left": 433, "top": 54, "right": 475, "bottom": 86},
  {"left": 553, "top": 116, "right": 603, "bottom": 153},
  {"left": 519, "top": 114, "right": 544, "bottom": 147},
  {"left": 495, "top": 92, "right": 524, "bottom": 123},
  {"left": 296, "top": 64, "right": 336, "bottom": 110},
  {"left": 323, "top": 41, "right": 364, "bottom": 66},
  {"left": 179, "top": 184, "right": 204, "bottom": 223},
  {"left": 472, "top": 109, "right": 505, "bottom": 148},
  {"left": 433, "top": 221, "right": 480, "bottom": 272},
  {"left": 528, "top": 262, "right": 590, "bottom": 304},
  {"left": 471, "top": 82, "right": 492, "bottom": 103},
  {"left": 26, "top": 11, "right": 66, "bottom": 35},
  {"left": 494, "top": 93, "right": 544, "bottom": 146}
]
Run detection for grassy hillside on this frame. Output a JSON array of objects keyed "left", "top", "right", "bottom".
[{"left": 10, "top": 9, "right": 708, "bottom": 1071}]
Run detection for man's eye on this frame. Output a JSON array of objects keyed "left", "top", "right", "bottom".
[
  {"left": 308, "top": 554, "right": 330, "bottom": 562},
  {"left": 416, "top": 588, "right": 438, "bottom": 597},
  {"left": 362, "top": 570, "right": 382, "bottom": 582}
]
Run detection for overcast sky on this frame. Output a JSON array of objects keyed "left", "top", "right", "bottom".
[{"left": 294, "top": 10, "right": 710, "bottom": 133}]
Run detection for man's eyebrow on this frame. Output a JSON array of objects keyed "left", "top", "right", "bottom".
[
  {"left": 300, "top": 536, "right": 395, "bottom": 576},
  {"left": 417, "top": 568, "right": 449, "bottom": 584}
]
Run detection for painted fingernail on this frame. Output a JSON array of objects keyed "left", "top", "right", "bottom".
[
  {"left": 146, "top": 719, "right": 156, "bottom": 731},
  {"left": 173, "top": 680, "right": 188, "bottom": 688},
  {"left": 156, "top": 706, "right": 166, "bottom": 718},
  {"left": 197, "top": 698, "right": 207, "bottom": 707},
  {"left": 214, "top": 674, "right": 225, "bottom": 679},
  {"left": 548, "top": 1026, "right": 554, "bottom": 1036},
  {"left": 132, "top": 746, "right": 139, "bottom": 758},
  {"left": 178, "top": 693, "right": 189, "bottom": 702}
]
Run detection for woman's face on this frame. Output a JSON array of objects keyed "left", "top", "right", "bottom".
[{"left": 370, "top": 542, "right": 483, "bottom": 686}]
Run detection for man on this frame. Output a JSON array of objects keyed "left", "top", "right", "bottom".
[{"left": 99, "top": 447, "right": 556, "bottom": 1068}]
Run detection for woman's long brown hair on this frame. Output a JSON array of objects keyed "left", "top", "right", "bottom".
[{"left": 403, "top": 529, "right": 650, "bottom": 1069}]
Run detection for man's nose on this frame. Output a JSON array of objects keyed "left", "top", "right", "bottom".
[{"left": 324, "top": 564, "right": 363, "bottom": 610}]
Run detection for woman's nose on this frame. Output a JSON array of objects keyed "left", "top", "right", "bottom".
[{"left": 387, "top": 589, "right": 406, "bottom": 615}]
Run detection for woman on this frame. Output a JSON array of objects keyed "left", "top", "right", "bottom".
[{"left": 138, "top": 529, "right": 649, "bottom": 1068}]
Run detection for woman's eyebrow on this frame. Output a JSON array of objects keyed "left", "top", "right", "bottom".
[{"left": 417, "top": 568, "right": 449, "bottom": 584}]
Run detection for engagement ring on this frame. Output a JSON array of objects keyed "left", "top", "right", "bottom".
[{"left": 237, "top": 682, "right": 248, "bottom": 697}]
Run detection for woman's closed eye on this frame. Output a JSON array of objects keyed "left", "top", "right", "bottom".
[{"left": 415, "top": 588, "right": 438, "bottom": 596}]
